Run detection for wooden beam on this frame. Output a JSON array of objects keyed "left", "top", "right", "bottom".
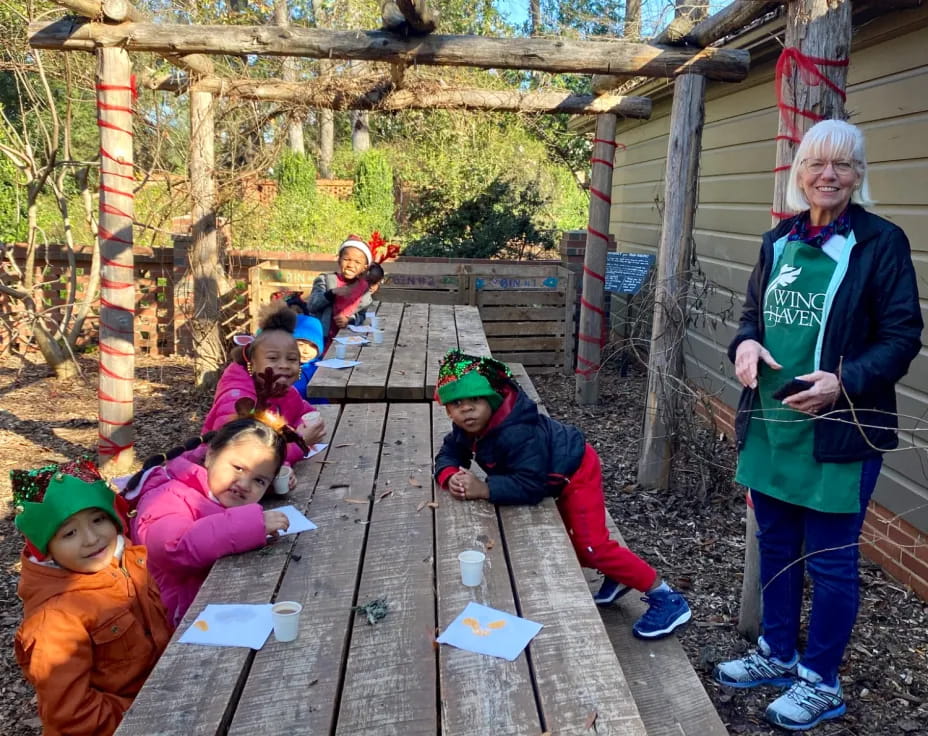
[
  {"left": 28, "top": 19, "right": 751, "bottom": 81},
  {"left": 592, "top": 0, "right": 772, "bottom": 95},
  {"left": 684, "top": 0, "right": 781, "bottom": 47},
  {"left": 146, "top": 75, "right": 653, "bottom": 116},
  {"left": 50, "top": 0, "right": 215, "bottom": 76}
]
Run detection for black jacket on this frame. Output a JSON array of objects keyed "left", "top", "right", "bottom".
[
  {"left": 729, "top": 205, "right": 923, "bottom": 462},
  {"left": 434, "top": 384, "right": 587, "bottom": 504}
]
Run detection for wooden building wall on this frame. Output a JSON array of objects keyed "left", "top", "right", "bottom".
[{"left": 606, "top": 6, "right": 928, "bottom": 553}]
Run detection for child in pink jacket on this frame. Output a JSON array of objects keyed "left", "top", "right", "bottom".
[
  {"left": 125, "top": 417, "right": 292, "bottom": 626},
  {"left": 203, "top": 302, "right": 326, "bottom": 470}
]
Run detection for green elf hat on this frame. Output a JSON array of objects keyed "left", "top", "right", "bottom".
[
  {"left": 14, "top": 472, "right": 124, "bottom": 556},
  {"left": 434, "top": 350, "right": 513, "bottom": 410}
]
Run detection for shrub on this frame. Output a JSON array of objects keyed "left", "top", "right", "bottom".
[{"left": 353, "top": 149, "right": 394, "bottom": 238}]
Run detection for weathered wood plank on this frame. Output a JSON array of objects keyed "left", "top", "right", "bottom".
[
  {"left": 480, "top": 305, "right": 565, "bottom": 322},
  {"left": 115, "top": 406, "right": 341, "bottom": 736},
  {"left": 500, "top": 501, "right": 647, "bottom": 735},
  {"left": 227, "top": 403, "right": 388, "bottom": 735},
  {"left": 476, "top": 290, "right": 567, "bottom": 306},
  {"left": 335, "top": 403, "right": 436, "bottom": 734},
  {"left": 386, "top": 302, "right": 429, "bottom": 400},
  {"left": 426, "top": 303, "right": 458, "bottom": 396},
  {"left": 345, "top": 301, "right": 402, "bottom": 400},
  {"left": 586, "top": 520, "right": 728, "bottom": 736},
  {"left": 430, "top": 403, "right": 541, "bottom": 736},
  {"left": 488, "top": 335, "right": 564, "bottom": 351},
  {"left": 483, "top": 320, "right": 565, "bottom": 336},
  {"left": 454, "top": 305, "right": 491, "bottom": 355}
]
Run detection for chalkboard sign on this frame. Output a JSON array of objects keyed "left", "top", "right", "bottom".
[{"left": 604, "top": 252, "right": 655, "bottom": 294}]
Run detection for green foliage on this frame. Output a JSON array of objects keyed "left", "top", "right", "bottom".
[
  {"left": 0, "top": 129, "right": 24, "bottom": 242},
  {"left": 403, "top": 178, "right": 556, "bottom": 259},
  {"left": 276, "top": 152, "right": 317, "bottom": 200},
  {"left": 353, "top": 149, "right": 394, "bottom": 238}
]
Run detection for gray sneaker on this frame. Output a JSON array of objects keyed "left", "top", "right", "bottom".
[
  {"left": 765, "top": 665, "right": 846, "bottom": 731},
  {"left": 714, "top": 636, "right": 798, "bottom": 689}
]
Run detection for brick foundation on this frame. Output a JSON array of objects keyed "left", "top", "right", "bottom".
[{"left": 697, "top": 392, "right": 928, "bottom": 602}]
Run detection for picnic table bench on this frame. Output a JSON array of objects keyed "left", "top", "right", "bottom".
[
  {"left": 115, "top": 391, "right": 650, "bottom": 735},
  {"left": 308, "top": 302, "right": 491, "bottom": 402}
]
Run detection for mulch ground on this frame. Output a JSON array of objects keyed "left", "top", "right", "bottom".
[{"left": 0, "top": 354, "right": 926, "bottom": 735}]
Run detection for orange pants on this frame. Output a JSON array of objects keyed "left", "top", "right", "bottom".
[{"left": 556, "top": 444, "right": 658, "bottom": 592}]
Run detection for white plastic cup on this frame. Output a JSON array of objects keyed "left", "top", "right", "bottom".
[
  {"left": 273, "top": 466, "right": 292, "bottom": 495},
  {"left": 301, "top": 412, "right": 321, "bottom": 429},
  {"left": 458, "top": 550, "right": 486, "bottom": 587},
  {"left": 271, "top": 601, "right": 302, "bottom": 642},
  {"left": 373, "top": 330, "right": 384, "bottom": 345},
  {"left": 365, "top": 310, "right": 376, "bottom": 326},
  {"left": 370, "top": 315, "right": 380, "bottom": 330},
  {"left": 335, "top": 342, "right": 347, "bottom": 359}
]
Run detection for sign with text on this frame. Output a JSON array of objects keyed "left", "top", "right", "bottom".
[{"left": 604, "top": 252, "right": 655, "bottom": 295}]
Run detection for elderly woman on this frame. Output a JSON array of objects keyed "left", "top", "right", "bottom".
[{"left": 714, "top": 119, "right": 922, "bottom": 731}]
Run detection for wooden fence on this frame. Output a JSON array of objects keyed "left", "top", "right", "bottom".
[{"left": 250, "top": 258, "right": 576, "bottom": 374}]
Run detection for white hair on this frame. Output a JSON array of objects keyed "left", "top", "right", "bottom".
[{"left": 785, "top": 119, "right": 874, "bottom": 212}]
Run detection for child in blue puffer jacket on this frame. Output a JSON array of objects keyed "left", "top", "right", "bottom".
[
  {"left": 433, "top": 350, "right": 691, "bottom": 640},
  {"left": 292, "top": 314, "right": 325, "bottom": 400}
]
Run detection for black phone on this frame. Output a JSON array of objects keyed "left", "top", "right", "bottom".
[{"left": 772, "top": 378, "right": 814, "bottom": 401}]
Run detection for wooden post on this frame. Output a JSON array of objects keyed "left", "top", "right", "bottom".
[
  {"left": 636, "top": 72, "right": 706, "bottom": 489},
  {"left": 739, "top": 0, "right": 852, "bottom": 641},
  {"left": 189, "top": 88, "right": 225, "bottom": 390},
  {"left": 274, "top": 0, "right": 305, "bottom": 155},
  {"left": 574, "top": 113, "right": 617, "bottom": 405},
  {"left": 96, "top": 47, "right": 135, "bottom": 474}
]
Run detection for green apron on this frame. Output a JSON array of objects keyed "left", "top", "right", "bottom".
[{"left": 736, "top": 240, "right": 863, "bottom": 513}]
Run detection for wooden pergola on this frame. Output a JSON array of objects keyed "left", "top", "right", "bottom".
[{"left": 28, "top": 0, "right": 756, "bottom": 472}]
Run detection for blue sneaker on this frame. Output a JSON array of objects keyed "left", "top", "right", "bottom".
[
  {"left": 631, "top": 588, "right": 691, "bottom": 639},
  {"left": 593, "top": 578, "right": 632, "bottom": 606},
  {"left": 714, "top": 636, "right": 798, "bottom": 689},
  {"left": 765, "top": 665, "right": 846, "bottom": 731}
]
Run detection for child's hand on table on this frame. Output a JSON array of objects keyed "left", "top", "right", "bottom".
[
  {"left": 333, "top": 315, "right": 349, "bottom": 328},
  {"left": 298, "top": 415, "right": 326, "bottom": 447},
  {"left": 263, "top": 510, "right": 290, "bottom": 536},
  {"left": 448, "top": 469, "right": 490, "bottom": 501}
]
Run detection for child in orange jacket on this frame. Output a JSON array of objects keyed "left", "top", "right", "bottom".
[{"left": 13, "top": 464, "right": 172, "bottom": 736}]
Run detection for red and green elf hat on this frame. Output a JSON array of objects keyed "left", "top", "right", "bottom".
[
  {"left": 434, "top": 350, "right": 512, "bottom": 410},
  {"left": 11, "top": 458, "right": 125, "bottom": 557}
]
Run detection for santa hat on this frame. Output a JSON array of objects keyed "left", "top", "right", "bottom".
[
  {"left": 338, "top": 235, "right": 372, "bottom": 266},
  {"left": 14, "top": 471, "right": 125, "bottom": 557},
  {"left": 434, "top": 350, "right": 512, "bottom": 410}
]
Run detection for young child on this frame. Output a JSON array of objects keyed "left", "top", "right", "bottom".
[
  {"left": 292, "top": 313, "right": 325, "bottom": 400},
  {"left": 125, "top": 416, "right": 293, "bottom": 626},
  {"left": 13, "top": 466, "right": 172, "bottom": 736},
  {"left": 203, "top": 302, "right": 325, "bottom": 468},
  {"left": 307, "top": 235, "right": 374, "bottom": 341},
  {"left": 433, "top": 350, "right": 692, "bottom": 640}
]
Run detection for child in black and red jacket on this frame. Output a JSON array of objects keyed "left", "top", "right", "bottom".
[{"left": 433, "top": 350, "right": 691, "bottom": 640}]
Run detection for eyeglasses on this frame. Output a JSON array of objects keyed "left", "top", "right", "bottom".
[{"left": 801, "top": 159, "right": 858, "bottom": 175}]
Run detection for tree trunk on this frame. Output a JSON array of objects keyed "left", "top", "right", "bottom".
[
  {"left": 189, "top": 88, "right": 225, "bottom": 391},
  {"left": 96, "top": 47, "right": 135, "bottom": 474},
  {"left": 625, "top": 0, "right": 642, "bottom": 40},
  {"left": 529, "top": 0, "right": 540, "bottom": 35},
  {"left": 351, "top": 110, "right": 371, "bottom": 152},
  {"left": 319, "top": 108, "right": 334, "bottom": 178},
  {"left": 29, "top": 20, "right": 751, "bottom": 81},
  {"left": 575, "top": 114, "right": 617, "bottom": 406},
  {"left": 274, "top": 0, "right": 305, "bottom": 155},
  {"left": 637, "top": 72, "right": 706, "bottom": 489}
]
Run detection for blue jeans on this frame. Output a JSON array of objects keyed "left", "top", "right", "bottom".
[{"left": 752, "top": 456, "right": 883, "bottom": 685}]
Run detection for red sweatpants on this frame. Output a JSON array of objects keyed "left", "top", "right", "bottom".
[{"left": 556, "top": 444, "right": 658, "bottom": 592}]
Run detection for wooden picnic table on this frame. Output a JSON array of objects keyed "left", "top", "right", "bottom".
[
  {"left": 116, "top": 389, "right": 648, "bottom": 736},
  {"left": 308, "top": 302, "right": 492, "bottom": 402}
]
